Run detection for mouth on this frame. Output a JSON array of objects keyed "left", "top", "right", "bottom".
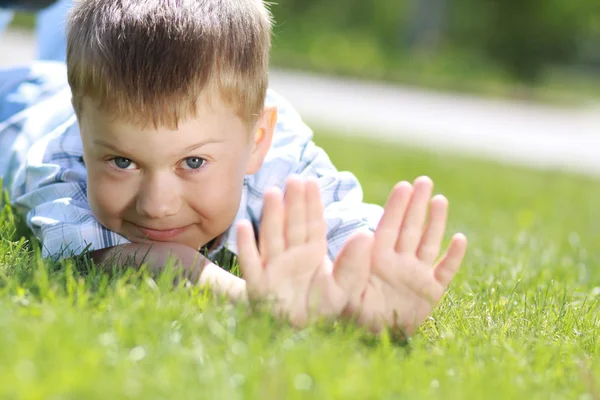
[{"left": 134, "top": 224, "right": 191, "bottom": 241}]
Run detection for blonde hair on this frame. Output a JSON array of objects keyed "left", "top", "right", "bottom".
[{"left": 67, "top": 0, "right": 272, "bottom": 128}]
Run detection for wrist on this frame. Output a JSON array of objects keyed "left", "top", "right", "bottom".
[{"left": 198, "top": 262, "right": 248, "bottom": 303}]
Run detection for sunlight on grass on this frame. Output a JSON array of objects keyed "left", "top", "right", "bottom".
[{"left": 0, "top": 132, "right": 599, "bottom": 399}]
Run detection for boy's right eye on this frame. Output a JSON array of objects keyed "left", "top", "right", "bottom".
[{"left": 110, "top": 157, "right": 137, "bottom": 170}]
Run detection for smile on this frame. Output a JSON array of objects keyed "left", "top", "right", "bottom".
[{"left": 135, "top": 224, "right": 191, "bottom": 241}]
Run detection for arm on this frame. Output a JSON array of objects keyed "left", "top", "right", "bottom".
[
  {"left": 14, "top": 170, "right": 247, "bottom": 301},
  {"left": 90, "top": 242, "right": 247, "bottom": 302}
]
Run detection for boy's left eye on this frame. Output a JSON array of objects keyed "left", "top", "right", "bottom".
[{"left": 181, "top": 157, "right": 206, "bottom": 170}]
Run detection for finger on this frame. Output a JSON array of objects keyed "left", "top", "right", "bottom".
[
  {"left": 434, "top": 233, "right": 468, "bottom": 287},
  {"left": 396, "top": 176, "right": 434, "bottom": 254},
  {"left": 305, "top": 179, "right": 327, "bottom": 245},
  {"left": 373, "top": 181, "right": 413, "bottom": 252},
  {"left": 333, "top": 231, "right": 373, "bottom": 311},
  {"left": 236, "top": 220, "right": 263, "bottom": 292},
  {"left": 284, "top": 177, "right": 307, "bottom": 247},
  {"left": 416, "top": 194, "right": 448, "bottom": 265},
  {"left": 259, "top": 188, "right": 285, "bottom": 261}
]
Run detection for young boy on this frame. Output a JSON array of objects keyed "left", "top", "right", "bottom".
[{"left": 0, "top": 0, "right": 467, "bottom": 335}]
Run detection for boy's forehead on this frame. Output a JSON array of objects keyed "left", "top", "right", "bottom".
[
  {"left": 79, "top": 91, "right": 240, "bottom": 131},
  {"left": 78, "top": 95, "right": 249, "bottom": 149}
]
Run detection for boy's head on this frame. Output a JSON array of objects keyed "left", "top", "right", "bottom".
[{"left": 67, "top": 0, "right": 278, "bottom": 251}]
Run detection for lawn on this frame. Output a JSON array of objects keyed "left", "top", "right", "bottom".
[{"left": 0, "top": 132, "right": 599, "bottom": 399}]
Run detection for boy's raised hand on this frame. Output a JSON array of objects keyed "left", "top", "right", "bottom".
[
  {"left": 236, "top": 177, "right": 368, "bottom": 327},
  {"left": 337, "top": 176, "right": 467, "bottom": 337}
]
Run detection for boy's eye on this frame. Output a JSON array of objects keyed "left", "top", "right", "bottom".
[
  {"left": 111, "top": 157, "right": 136, "bottom": 170},
  {"left": 181, "top": 157, "right": 206, "bottom": 170}
]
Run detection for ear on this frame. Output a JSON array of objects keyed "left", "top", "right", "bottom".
[{"left": 245, "top": 106, "right": 278, "bottom": 175}]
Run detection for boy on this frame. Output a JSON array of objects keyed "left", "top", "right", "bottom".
[{"left": 0, "top": 0, "right": 467, "bottom": 334}]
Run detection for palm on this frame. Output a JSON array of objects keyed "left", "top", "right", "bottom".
[
  {"left": 360, "top": 252, "right": 446, "bottom": 336},
  {"left": 342, "top": 177, "right": 467, "bottom": 335},
  {"left": 237, "top": 178, "right": 365, "bottom": 327},
  {"left": 258, "top": 243, "right": 345, "bottom": 325}
]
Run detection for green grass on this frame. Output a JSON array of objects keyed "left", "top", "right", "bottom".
[{"left": 1, "top": 132, "right": 600, "bottom": 399}]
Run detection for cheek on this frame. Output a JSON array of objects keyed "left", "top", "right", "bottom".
[
  {"left": 189, "top": 176, "right": 243, "bottom": 213},
  {"left": 87, "top": 169, "right": 136, "bottom": 223},
  {"left": 186, "top": 162, "right": 246, "bottom": 221}
]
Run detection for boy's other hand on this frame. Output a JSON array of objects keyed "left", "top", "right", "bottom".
[
  {"left": 236, "top": 177, "right": 367, "bottom": 327},
  {"left": 340, "top": 176, "right": 467, "bottom": 337}
]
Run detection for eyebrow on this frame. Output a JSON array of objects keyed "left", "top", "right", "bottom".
[
  {"left": 93, "top": 138, "right": 225, "bottom": 154},
  {"left": 184, "top": 138, "right": 225, "bottom": 152},
  {"left": 93, "top": 140, "right": 125, "bottom": 154}
]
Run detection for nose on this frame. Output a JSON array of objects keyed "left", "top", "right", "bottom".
[{"left": 136, "top": 172, "right": 182, "bottom": 219}]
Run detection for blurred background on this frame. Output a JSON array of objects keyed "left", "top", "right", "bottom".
[
  {"left": 268, "top": 0, "right": 600, "bottom": 104},
  {"left": 1, "top": 0, "right": 600, "bottom": 175},
  {"left": 3, "top": 0, "right": 600, "bottom": 103}
]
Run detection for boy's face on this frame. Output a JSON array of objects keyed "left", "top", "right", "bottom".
[{"left": 78, "top": 93, "right": 276, "bottom": 251}]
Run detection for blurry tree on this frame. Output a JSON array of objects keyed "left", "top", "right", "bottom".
[
  {"left": 577, "top": 0, "right": 600, "bottom": 67},
  {"left": 270, "top": 0, "right": 600, "bottom": 84},
  {"left": 479, "top": 0, "right": 585, "bottom": 83},
  {"left": 446, "top": 0, "right": 594, "bottom": 82}
]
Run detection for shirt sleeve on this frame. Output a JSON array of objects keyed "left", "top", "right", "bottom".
[
  {"left": 246, "top": 90, "right": 384, "bottom": 261},
  {"left": 2, "top": 62, "right": 131, "bottom": 260},
  {"left": 10, "top": 121, "right": 131, "bottom": 260}
]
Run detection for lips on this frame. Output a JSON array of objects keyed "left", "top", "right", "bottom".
[{"left": 135, "top": 224, "right": 190, "bottom": 241}]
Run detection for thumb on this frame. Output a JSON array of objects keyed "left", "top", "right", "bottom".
[
  {"left": 333, "top": 231, "right": 374, "bottom": 311},
  {"left": 236, "top": 220, "right": 263, "bottom": 294}
]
